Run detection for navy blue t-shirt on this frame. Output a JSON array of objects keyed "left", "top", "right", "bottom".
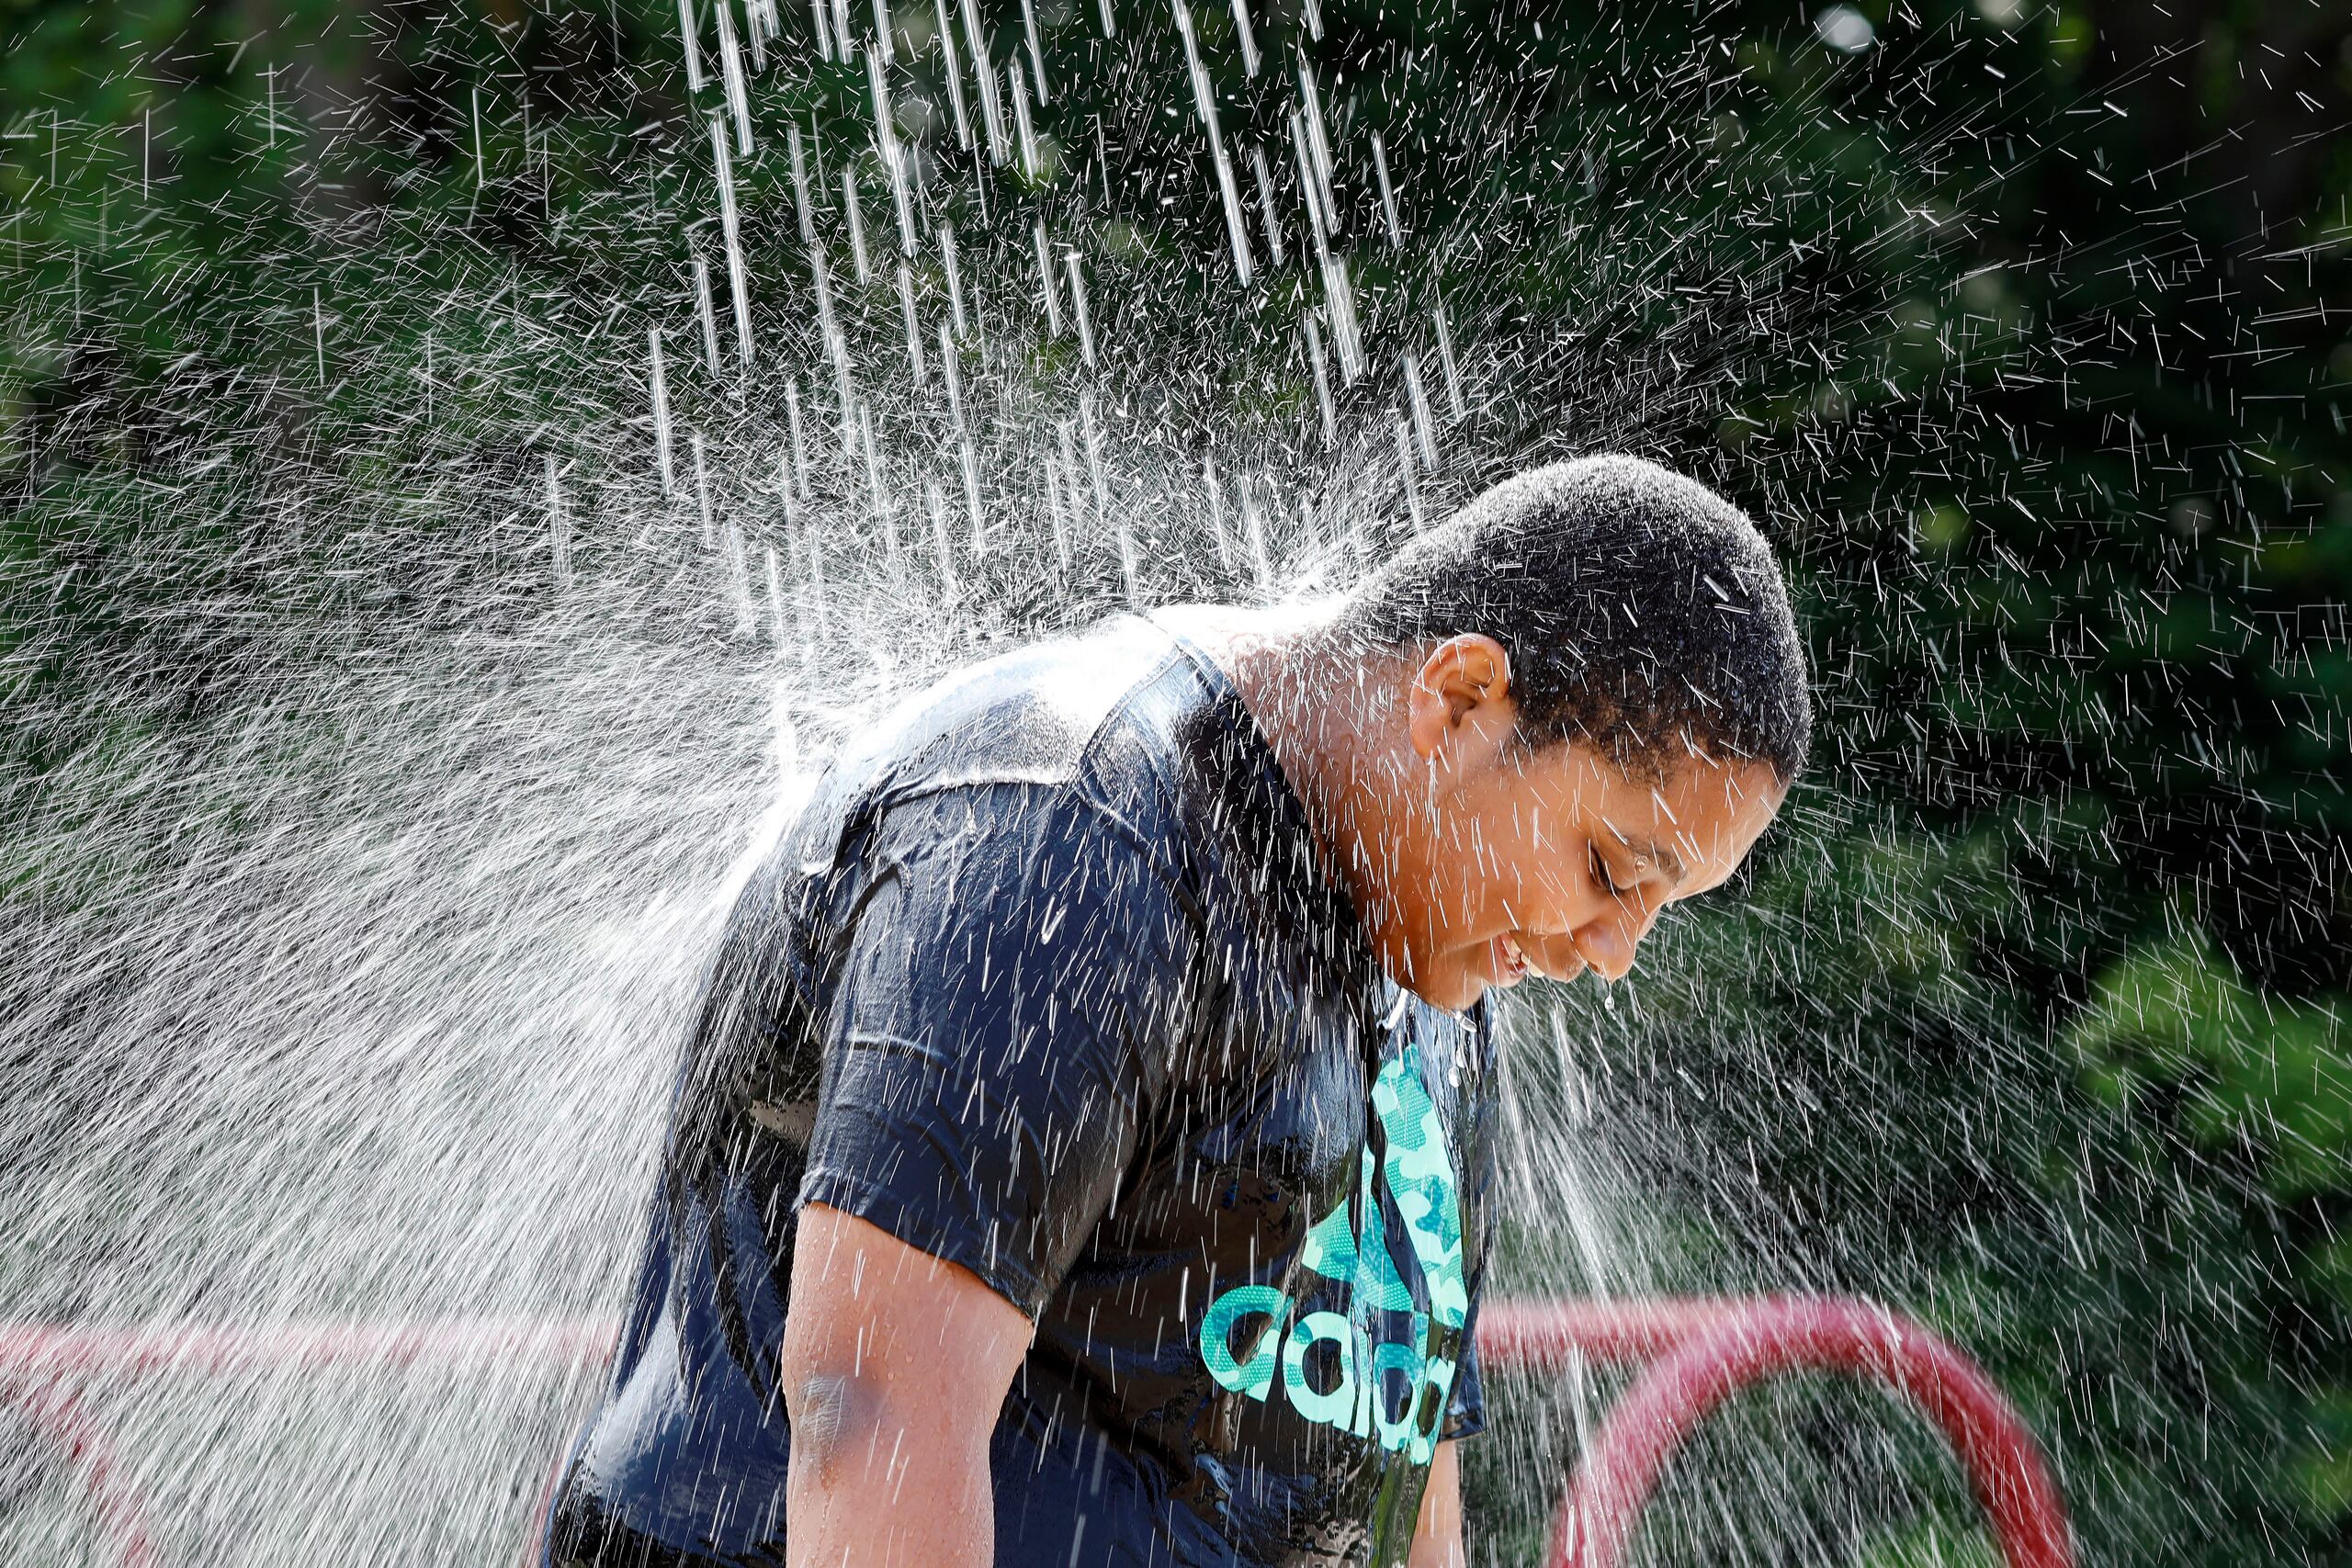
[{"left": 546, "top": 615, "right": 1497, "bottom": 1568}]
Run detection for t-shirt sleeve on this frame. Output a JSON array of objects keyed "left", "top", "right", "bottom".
[{"left": 797, "top": 784, "right": 1198, "bottom": 1321}]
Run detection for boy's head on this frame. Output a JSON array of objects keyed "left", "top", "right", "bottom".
[{"left": 1330, "top": 455, "right": 1810, "bottom": 1007}]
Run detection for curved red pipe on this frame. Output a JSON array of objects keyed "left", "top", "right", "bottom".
[{"left": 1487, "top": 1298, "right": 2073, "bottom": 1568}]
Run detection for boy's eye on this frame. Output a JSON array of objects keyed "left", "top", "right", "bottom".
[{"left": 1589, "top": 843, "right": 1623, "bottom": 897}]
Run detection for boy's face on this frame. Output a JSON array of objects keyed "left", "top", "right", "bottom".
[{"left": 1383, "top": 636, "right": 1788, "bottom": 1010}]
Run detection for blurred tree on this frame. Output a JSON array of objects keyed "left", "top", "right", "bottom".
[{"left": 1, "top": 1, "right": 2346, "bottom": 1564}]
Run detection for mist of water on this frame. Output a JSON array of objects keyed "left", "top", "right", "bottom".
[{"left": 3, "top": 1, "right": 2333, "bottom": 1562}]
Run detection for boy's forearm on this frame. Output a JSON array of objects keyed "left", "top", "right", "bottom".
[{"left": 1408, "top": 1439, "right": 1466, "bottom": 1568}]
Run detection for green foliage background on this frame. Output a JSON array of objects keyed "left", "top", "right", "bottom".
[{"left": 3, "top": 0, "right": 2347, "bottom": 1563}]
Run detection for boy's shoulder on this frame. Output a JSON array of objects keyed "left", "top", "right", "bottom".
[{"left": 789, "top": 615, "right": 1204, "bottom": 865}]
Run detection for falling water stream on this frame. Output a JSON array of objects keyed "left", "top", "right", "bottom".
[{"left": 4, "top": 1, "right": 2345, "bottom": 1563}]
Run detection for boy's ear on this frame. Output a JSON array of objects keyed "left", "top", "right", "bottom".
[{"left": 1408, "top": 635, "right": 1513, "bottom": 759}]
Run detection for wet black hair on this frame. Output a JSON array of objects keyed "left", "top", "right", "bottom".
[{"left": 1338, "top": 455, "right": 1812, "bottom": 784}]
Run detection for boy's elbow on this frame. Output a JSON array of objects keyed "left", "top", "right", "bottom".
[{"left": 786, "top": 1366, "right": 888, "bottom": 1483}]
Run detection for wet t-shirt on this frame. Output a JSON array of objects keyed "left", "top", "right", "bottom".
[{"left": 547, "top": 615, "right": 1497, "bottom": 1568}]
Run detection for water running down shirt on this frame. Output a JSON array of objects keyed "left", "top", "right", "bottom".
[{"left": 547, "top": 615, "right": 1497, "bottom": 1568}]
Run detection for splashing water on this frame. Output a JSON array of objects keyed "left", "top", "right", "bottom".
[{"left": 3, "top": 1, "right": 2346, "bottom": 1563}]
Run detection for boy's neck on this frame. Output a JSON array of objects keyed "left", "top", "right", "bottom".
[{"left": 1159, "top": 603, "right": 1423, "bottom": 984}]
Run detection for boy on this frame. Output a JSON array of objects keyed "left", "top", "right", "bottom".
[{"left": 547, "top": 454, "right": 1810, "bottom": 1567}]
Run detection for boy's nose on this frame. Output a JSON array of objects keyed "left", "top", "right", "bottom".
[{"left": 1572, "top": 907, "right": 1652, "bottom": 981}]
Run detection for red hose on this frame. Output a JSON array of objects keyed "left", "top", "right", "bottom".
[{"left": 1484, "top": 1297, "right": 2073, "bottom": 1568}]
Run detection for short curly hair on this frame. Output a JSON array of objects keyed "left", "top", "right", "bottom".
[{"left": 1337, "top": 455, "right": 1812, "bottom": 784}]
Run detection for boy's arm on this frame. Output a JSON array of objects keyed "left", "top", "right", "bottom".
[
  {"left": 781, "top": 1202, "right": 1033, "bottom": 1568},
  {"left": 1408, "top": 1439, "right": 1467, "bottom": 1568}
]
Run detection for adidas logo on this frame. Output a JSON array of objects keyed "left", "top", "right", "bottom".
[{"left": 1196, "top": 1047, "right": 1466, "bottom": 1464}]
